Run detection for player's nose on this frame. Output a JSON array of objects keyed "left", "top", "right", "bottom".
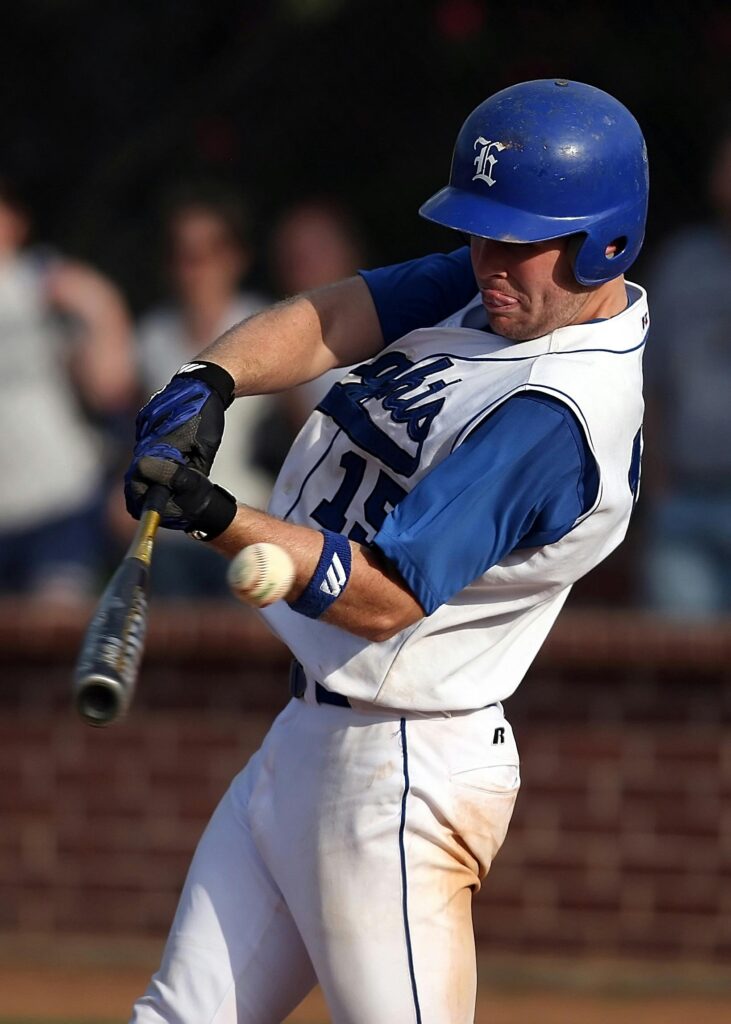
[{"left": 469, "top": 236, "right": 510, "bottom": 279}]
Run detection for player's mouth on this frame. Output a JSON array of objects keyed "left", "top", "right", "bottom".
[{"left": 480, "top": 288, "right": 520, "bottom": 312}]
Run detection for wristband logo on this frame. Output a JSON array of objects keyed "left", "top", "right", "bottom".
[
  {"left": 177, "top": 362, "right": 208, "bottom": 374},
  {"left": 319, "top": 553, "right": 347, "bottom": 597}
]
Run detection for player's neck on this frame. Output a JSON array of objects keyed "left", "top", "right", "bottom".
[{"left": 575, "top": 276, "right": 628, "bottom": 323}]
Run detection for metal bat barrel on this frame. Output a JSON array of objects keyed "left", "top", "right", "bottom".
[
  {"left": 73, "top": 555, "right": 151, "bottom": 725},
  {"left": 73, "top": 484, "right": 168, "bottom": 727}
]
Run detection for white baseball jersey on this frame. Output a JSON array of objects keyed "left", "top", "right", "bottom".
[{"left": 261, "top": 284, "right": 648, "bottom": 712}]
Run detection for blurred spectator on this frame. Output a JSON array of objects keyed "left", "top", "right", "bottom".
[
  {"left": 0, "top": 178, "right": 135, "bottom": 603},
  {"left": 269, "top": 198, "right": 368, "bottom": 428},
  {"left": 640, "top": 118, "right": 731, "bottom": 616},
  {"left": 134, "top": 182, "right": 280, "bottom": 598}
]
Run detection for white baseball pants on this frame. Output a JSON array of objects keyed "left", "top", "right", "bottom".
[{"left": 130, "top": 691, "right": 520, "bottom": 1024}]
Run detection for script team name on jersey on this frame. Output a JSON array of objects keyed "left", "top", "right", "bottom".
[{"left": 317, "top": 351, "right": 459, "bottom": 477}]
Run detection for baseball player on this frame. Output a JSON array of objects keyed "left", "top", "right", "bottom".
[{"left": 125, "top": 79, "right": 649, "bottom": 1023}]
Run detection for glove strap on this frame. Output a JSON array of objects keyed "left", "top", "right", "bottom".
[
  {"left": 187, "top": 485, "right": 238, "bottom": 541},
  {"left": 173, "top": 361, "right": 236, "bottom": 409}
]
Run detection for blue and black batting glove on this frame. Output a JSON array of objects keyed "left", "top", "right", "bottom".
[
  {"left": 125, "top": 441, "right": 237, "bottom": 540},
  {"left": 132, "top": 360, "right": 235, "bottom": 483}
]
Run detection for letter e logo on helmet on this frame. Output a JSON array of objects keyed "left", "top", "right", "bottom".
[{"left": 472, "top": 138, "right": 506, "bottom": 187}]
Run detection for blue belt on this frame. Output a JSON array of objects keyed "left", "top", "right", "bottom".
[{"left": 289, "top": 661, "right": 352, "bottom": 707}]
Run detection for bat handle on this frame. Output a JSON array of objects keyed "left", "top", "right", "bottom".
[
  {"left": 143, "top": 483, "right": 171, "bottom": 515},
  {"left": 128, "top": 483, "right": 171, "bottom": 565}
]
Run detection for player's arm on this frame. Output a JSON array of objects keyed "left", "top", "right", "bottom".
[
  {"left": 212, "top": 505, "right": 424, "bottom": 641},
  {"left": 128, "top": 392, "right": 596, "bottom": 641},
  {"left": 123, "top": 276, "right": 384, "bottom": 490},
  {"left": 198, "top": 245, "right": 475, "bottom": 394},
  {"left": 198, "top": 276, "right": 384, "bottom": 396},
  {"left": 125, "top": 249, "right": 476, "bottom": 485},
  {"left": 126, "top": 446, "right": 422, "bottom": 640}
]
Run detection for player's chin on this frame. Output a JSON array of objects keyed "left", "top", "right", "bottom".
[{"left": 486, "top": 311, "right": 534, "bottom": 342}]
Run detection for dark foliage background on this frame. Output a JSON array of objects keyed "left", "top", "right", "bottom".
[{"left": 1, "top": 0, "right": 728, "bottom": 308}]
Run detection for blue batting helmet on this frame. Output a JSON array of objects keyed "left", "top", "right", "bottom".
[{"left": 419, "top": 79, "right": 649, "bottom": 286}]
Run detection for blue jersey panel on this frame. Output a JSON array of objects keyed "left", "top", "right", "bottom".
[
  {"left": 358, "top": 248, "right": 476, "bottom": 346},
  {"left": 373, "top": 393, "right": 599, "bottom": 614}
]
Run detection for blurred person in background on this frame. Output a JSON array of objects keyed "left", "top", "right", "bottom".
[
  {"left": 269, "top": 198, "right": 368, "bottom": 430},
  {"left": 0, "top": 177, "right": 135, "bottom": 603},
  {"left": 134, "top": 182, "right": 281, "bottom": 597},
  {"left": 640, "top": 116, "right": 731, "bottom": 616}
]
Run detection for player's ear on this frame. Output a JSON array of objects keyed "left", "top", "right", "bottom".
[{"left": 604, "top": 237, "right": 627, "bottom": 259}]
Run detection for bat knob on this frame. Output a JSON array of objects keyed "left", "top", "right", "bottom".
[{"left": 74, "top": 674, "right": 128, "bottom": 726}]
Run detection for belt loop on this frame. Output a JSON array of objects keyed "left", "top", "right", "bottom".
[
  {"left": 314, "top": 681, "right": 351, "bottom": 708},
  {"left": 289, "top": 660, "right": 307, "bottom": 699},
  {"left": 289, "top": 660, "right": 352, "bottom": 708}
]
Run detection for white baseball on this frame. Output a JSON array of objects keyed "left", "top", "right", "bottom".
[{"left": 227, "top": 543, "right": 296, "bottom": 607}]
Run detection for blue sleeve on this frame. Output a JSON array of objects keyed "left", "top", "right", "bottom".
[
  {"left": 372, "top": 393, "right": 599, "bottom": 614},
  {"left": 358, "top": 247, "right": 476, "bottom": 345}
]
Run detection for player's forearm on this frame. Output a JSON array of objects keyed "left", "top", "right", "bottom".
[
  {"left": 197, "top": 276, "right": 384, "bottom": 398},
  {"left": 211, "top": 505, "right": 424, "bottom": 641},
  {"left": 198, "top": 294, "right": 330, "bottom": 396}
]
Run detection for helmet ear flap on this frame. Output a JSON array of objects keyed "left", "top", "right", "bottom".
[
  {"left": 572, "top": 206, "right": 646, "bottom": 286},
  {"left": 567, "top": 234, "right": 614, "bottom": 288},
  {"left": 569, "top": 235, "right": 602, "bottom": 288},
  {"left": 566, "top": 234, "right": 585, "bottom": 277}
]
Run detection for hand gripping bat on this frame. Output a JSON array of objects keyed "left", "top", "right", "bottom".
[{"left": 73, "top": 484, "right": 169, "bottom": 726}]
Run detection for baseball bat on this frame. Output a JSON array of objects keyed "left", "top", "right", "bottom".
[{"left": 73, "top": 484, "right": 169, "bottom": 727}]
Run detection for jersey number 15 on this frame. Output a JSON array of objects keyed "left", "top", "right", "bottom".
[{"left": 311, "top": 450, "right": 407, "bottom": 544}]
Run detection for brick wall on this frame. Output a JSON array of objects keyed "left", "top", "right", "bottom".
[{"left": 1, "top": 599, "right": 729, "bottom": 960}]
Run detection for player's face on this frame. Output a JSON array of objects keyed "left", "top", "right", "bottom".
[{"left": 470, "top": 235, "right": 597, "bottom": 341}]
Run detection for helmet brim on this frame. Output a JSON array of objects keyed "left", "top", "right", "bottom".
[{"left": 419, "top": 185, "right": 597, "bottom": 243}]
